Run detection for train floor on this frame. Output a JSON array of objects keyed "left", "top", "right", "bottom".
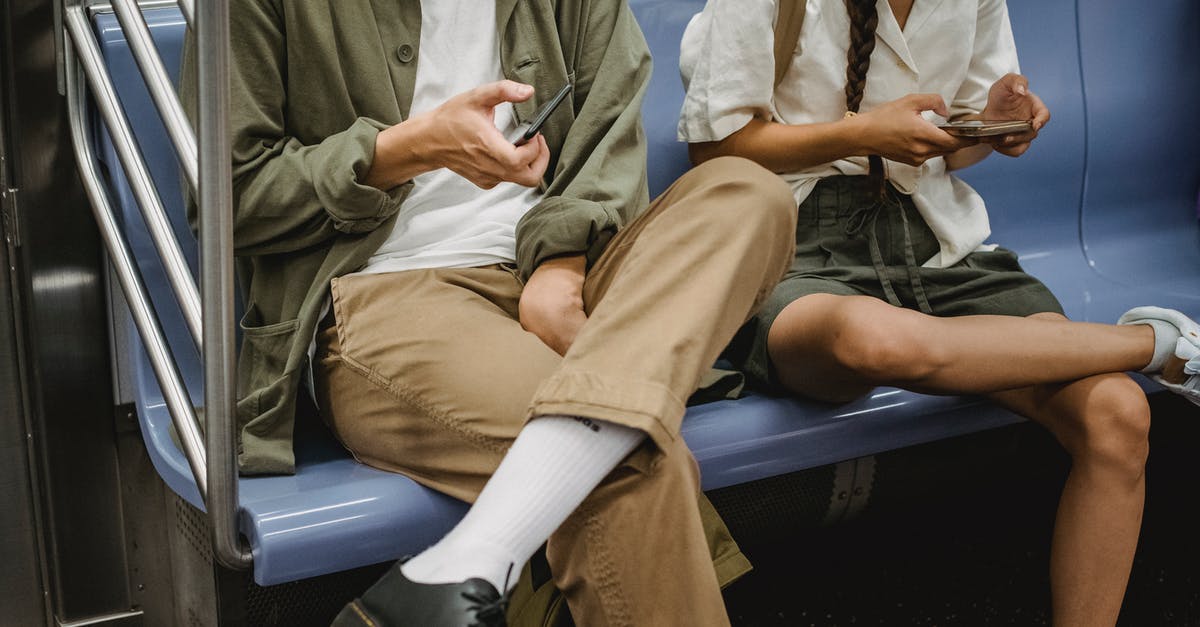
[{"left": 723, "top": 393, "right": 1200, "bottom": 627}]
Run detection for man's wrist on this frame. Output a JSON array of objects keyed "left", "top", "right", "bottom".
[
  {"left": 401, "top": 112, "right": 443, "bottom": 172},
  {"left": 367, "top": 115, "right": 440, "bottom": 190}
]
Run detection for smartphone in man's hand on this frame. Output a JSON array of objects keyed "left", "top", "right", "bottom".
[{"left": 510, "top": 82, "right": 573, "bottom": 146}]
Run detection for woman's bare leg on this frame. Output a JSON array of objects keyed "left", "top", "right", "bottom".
[
  {"left": 988, "top": 371, "right": 1148, "bottom": 627},
  {"left": 769, "top": 300, "right": 1149, "bottom": 626},
  {"left": 767, "top": 294, "right": 1155, "bottom": 401}
]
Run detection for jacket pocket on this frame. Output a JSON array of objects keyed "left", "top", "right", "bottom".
[
  {"left": 510, "top": 57, "right": 542, "bottom": 123},
  {"left": 237, "top": 303, "right": 300, "bottom": 411}
]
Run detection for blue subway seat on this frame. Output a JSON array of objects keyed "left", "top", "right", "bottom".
[{"left": 91, "top": 0, "right": 1199, "bottom": 587}]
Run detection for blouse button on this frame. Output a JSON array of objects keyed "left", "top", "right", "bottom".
[{"left": 396, "top": 44, "right": 415, "bottom": 63}]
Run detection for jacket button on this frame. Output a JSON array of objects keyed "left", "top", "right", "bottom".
[{"left": 396, "top": 44, "right": 415, "bottom": 63}]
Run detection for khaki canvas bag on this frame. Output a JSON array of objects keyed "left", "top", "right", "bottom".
[{"left": 773, "top": 0, "right": 808, "bottom": 87}]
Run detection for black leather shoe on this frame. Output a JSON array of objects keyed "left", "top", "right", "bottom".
[{"left": 331, "top": 561, "right": 508, "bottom": 627}]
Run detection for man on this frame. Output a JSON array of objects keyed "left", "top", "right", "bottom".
[{"left": 183, "top": 1, "right": 796, "bottom": 625}]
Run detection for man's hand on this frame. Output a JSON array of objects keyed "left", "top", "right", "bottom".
[
  {"left": 419, "top": 81, "right": 552, "bottom": 188},
  {"left": 367, "top": 80, "right": 551, "bottom": 190},
  {"left": 519, "top": 254, "right": 588, "bottom": 356},
  {"left": 852, "top": 94, "right": 979, "bottom": 166},
  {"left": 979, "top": 73, "right": 1051, "bottom": 157}
]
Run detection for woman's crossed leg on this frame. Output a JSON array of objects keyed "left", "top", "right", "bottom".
[{"left": 767, "top": 296, "right": 1178, "bottom": 627}]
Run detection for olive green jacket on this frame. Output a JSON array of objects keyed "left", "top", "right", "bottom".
[{"left": 181, "top": 0, "right": 652, "bottom": 473}]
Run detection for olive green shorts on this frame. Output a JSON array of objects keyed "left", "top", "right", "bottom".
[{"left": 725, "top": 175, "right": 1064, "bottom": 390}]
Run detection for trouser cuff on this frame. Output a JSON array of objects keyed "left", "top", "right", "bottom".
[{"left": 527, "top": 369, "right": 684, "bottom": 453}]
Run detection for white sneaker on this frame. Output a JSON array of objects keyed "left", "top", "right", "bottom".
[{"left": 1118, "top": 306, "right": 1200, "bottom": 406}]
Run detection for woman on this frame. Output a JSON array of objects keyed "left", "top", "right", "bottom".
[{"left": 679, "top": 1, "right": 1198, "bottom": 625}]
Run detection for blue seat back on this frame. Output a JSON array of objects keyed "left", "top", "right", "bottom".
[
  {"left": 631, "top": 0, "right": 702, "bottom": 197},
  {"left": 1076, "top": 1, "right": 1200, "bottom": 299}
]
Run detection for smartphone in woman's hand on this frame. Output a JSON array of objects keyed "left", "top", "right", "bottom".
[{"left": 937, "top": 120, "right": 1033, "bottom": 137}]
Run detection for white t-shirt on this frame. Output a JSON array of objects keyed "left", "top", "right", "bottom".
[
  {"left": 678, "top": 0, "right": 1020, "bottom": 268},
  {"left": 358, "top": 0, "right": 542, "bottom": 275},
  {"left": 309, "top": 1, "right": 540, "bottom": 404}
]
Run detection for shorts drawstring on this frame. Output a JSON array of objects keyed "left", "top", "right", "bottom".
[{"left": 842, "top": 186, "right": 934, "bottom": 315}]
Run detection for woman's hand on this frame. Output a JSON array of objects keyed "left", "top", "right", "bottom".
[
  {"left": 367, "top": 80, "right": 551, "bottom": 190},
  {"left": 519, "top": 254, "right": 588, "bottom": 356},
  {"left": 978, "top": 73, "right": 1051, "bottom": 158},
  {"left": 853, "top": 94, "right": 979, "bottom": 166}
]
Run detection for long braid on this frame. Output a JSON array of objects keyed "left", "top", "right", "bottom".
[
  {"left": 843, "top": 0, "right": 878, "bottom": 114},
  {"left": 844, "top": 0, "right": 885, "bottom": 195}
]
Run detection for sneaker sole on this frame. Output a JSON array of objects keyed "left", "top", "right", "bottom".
[{"left": 1151, "top": 374, "right": 1200, "bottom": 407}]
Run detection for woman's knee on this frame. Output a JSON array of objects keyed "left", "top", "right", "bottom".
[
  {"left": 821, "top": 299, "right": 949, "bottom": 383},
  {"left": 1058, "top": 376, "right": 1151, "bottom": 481}
]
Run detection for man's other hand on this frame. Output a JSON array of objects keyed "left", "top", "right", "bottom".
[{"left": 519, "top": 254, "right": 588, "bottom": 356}]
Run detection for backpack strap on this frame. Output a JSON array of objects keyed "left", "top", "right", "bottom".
[{"left": 772, "top": 0, "right": 807, "bottom": 87}]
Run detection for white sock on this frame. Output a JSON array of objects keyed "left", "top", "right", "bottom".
[
  {"left": 401, "top": 415, "right": 645, "bottom": 592},
  {"left": 1118, "top": 306, "right": 1200, "bottom": 373},
  {"left": 1136, "top": 319, "right": 1180, "bottom": 373}
]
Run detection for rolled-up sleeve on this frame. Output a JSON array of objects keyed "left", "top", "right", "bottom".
[
  {"left": 949, "top": 0, "right": 1021, "bottom": 119},
  {"left": 514, "top": 0, "right": 652, "bottom": 278},
  {"left": 678, "top": 0, "right": 778, "bottom": 143}
]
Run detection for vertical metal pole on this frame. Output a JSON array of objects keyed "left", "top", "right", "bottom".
[{"left": 196, "top": 0, "right": 250, "bottom": 569}]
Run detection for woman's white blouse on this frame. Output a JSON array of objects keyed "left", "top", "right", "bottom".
[{"left": 678, "top": 0, "right": 1020, "bottom": 267}]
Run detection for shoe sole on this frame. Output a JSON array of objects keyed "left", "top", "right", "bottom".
[{"left": 1151, "top": 373, "right": 1200, "bottom": 407}]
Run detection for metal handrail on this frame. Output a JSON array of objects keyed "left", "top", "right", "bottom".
[
  {"left": 195, "top": 0, "right": 249, "bottom": 569},
  {"left": 177, "top": 0, "right": 193, "bottom": 28},
  {"left": 63, "top": 44, "right": 209, "bottom": 500},
  {"left": 63, "top": 0, "right": 250, "bottom": 570},
  {"left": 63, "top": 8, "right": 202, "bottom": 347},
  {"left": 109, "top": 0, "right": 198, "bottom": 191}
]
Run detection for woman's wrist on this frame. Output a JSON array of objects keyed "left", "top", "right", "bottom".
[
  {"left": 838, "top": 113, "right": 875, "bottom": 157},
  {"left": 945, "top": 142, "right": 994, "bottom": 171}
]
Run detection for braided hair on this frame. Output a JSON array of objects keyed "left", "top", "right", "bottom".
[
  {"left": 843, "top": 0, "right": 885, "bottom": 195},
  {"left": 844, "top": 0, "right": 879, "bottom": 114}
]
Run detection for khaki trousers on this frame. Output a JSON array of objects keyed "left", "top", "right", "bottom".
[{"left": 314, "top": 157, "right": 797, "bottom": 626}]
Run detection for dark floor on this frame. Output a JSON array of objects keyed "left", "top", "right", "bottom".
[{"left": 722, "top": 393, "right": 1200, "bottom": 627}]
